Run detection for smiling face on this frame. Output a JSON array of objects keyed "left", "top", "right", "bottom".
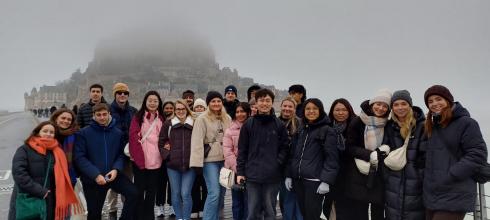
[
  {"left": 90, "top": 87, "right": 102, "bottom": 103},
  {"left": 146, "top": 95, "right": 159, "bottom": 113},
  {"left": 392, "top": 100, "right": 410, "bottom": 121},
  {"left": 38, "top": 124, "right": 55, "bottom": 139},
  {"left": 175, "top": 103, "right": 187, "bottom": 120},
  {"left": 225, "top": 91, "right": 236, "bottom": 102},
  {"left": 427, "top": 95, "right": 449, "bottom": 114},
  {"left": 163, "top": 103, "right": 174, "bottom": 115},
  {"left": 256, "top": 95, "right": 273, "bottom": 114},
  {"left": 332, "top": 103, "right": 349, "bottom": 123},
  {"left": 94, "top": 110, "right": 110, "bottom": 126},
  {"left": 115, "top": 90, "right": 129, "bottom": 104},
  {"left": 235, "top": 106, "right": 248, "bottom": 123},
  {"left": 209, "top": 98, "right": 223, "bottom": 113},
  {"left": 372, "top": 102, "right": 389, "bottom": 117},
  {"left": 304, "top": 102, "right": 320, "bottom": 123},
  {"left": 280, "top": 100, "right": 295, "bottom": 119},
  {"left": 55, "top": 112, "right": 73, "bottom": 129}
]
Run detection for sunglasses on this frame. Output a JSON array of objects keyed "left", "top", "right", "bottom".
[{"left": 116, "top": 91, "right": 129, "bottom": 95}]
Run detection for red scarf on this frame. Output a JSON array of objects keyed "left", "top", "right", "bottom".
[{"left": 28, "top": 136, "right": 83, "bottom": 220}]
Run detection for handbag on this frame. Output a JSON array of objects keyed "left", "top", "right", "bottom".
[
  {"left": 16, "top": 154, "right": 52, "bottom": 220},
  {"left": 125, "top": 118, "right": 159, "bottom": 158},
  {"left": 384, "top": 130, "right": 411, "bottom": 171},
  {"left": 219, "top": 167, "right": 235, "bottom": 189}
]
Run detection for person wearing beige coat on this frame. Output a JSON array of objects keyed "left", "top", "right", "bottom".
[{"left": 190, "top": 91, "right": 231, "bottom": 220}]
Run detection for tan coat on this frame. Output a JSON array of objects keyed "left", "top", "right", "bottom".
[{"left": 189, "top": 108, "right": 231, "bottom": 167}]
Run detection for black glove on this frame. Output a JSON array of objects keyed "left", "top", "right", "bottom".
[{"left": 192, "top": 167, "right": 203, "bottom": 176}]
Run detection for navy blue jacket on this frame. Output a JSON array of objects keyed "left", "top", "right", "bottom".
[
  {"left": 74, "top": 118, "right": 125, "bottom": 184},
  {"left": 383, "top": 106, "right": 426, "bottom": 220},
  {"left": 423, "top": 102, "right": 487, "bottom": 212},
  {"left": 237, "top": 113, "right": 290, "bottom": 183},
  {"left": 110, "top": 101, "right": 137, "bottom": 145},
  {"left": 287, "top": 116, "right": 339, "bottom": 184}
]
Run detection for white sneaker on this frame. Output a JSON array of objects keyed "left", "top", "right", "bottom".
[
  {"left": 190, "top": 213, "right": 198, "bottom": 218},
  {"left": 155, "top": 205, "right": 164, "bottom": 217},
  {"left": 199, "top": 211, "right": 204, "bottom": 217},
  {"left": 164, "top": 204, "right": 175, "bottom": 216}
]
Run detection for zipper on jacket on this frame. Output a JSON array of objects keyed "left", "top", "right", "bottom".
[
  {"left": 104, "top": 129, "right": 108, "bottom": 173},
  {"left": 297, "top": 125, "right": 309, "bottom": 178},
  {"left": 182, "top": 127, "right": 185, "bottom": 171}
]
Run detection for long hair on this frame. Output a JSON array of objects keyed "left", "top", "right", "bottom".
[
  {"left": 391, "top": 108, "right": 416, "bottom": 139},
  {"left": 135, "top": 91, "right": 164, "bottom": 126},
  {"left": 328, "top": 98, "right": 356, "bottom": 124},
  {"left": 236, "top": 102, "right": 252, "bottom": 118},
  {"left": 24, "top": 121, "right": 57, "bottom": 144},
  {"left": 424, "top": 103, "right": 453, "bottom": 137},
  {"left": 205, "top": 106, "right": 231, "bottom": 125},
  {"left": 280, "top": 96, "right": 299, "bottom": 135},
  {"left": 49, "top": 109, "right": 79, "bottom": 131}
]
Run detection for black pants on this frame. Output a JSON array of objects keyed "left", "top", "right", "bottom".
[
  {"left": 82, "top": 174, "right": 138, "bottom": 220},
  {"left": 155, "top": 164, "right": 172, "bottom": 206},
  {"left": 133, "top": 165, "right": 161, "bottom": 220},
  {"left": 246, "top": 181, "right": 280, "bottom": 220},
  {"left": 335, "top": 197, "right": 384, "bottom": 220},
  {"left": 293, "top": 179, "right": 325, "bottom": 220},
  {"left": 191, "top": 173, "right": 207, "bottom": 212},
  {"left": 322, "top": 192, "right": 333, "bottom": 219}
]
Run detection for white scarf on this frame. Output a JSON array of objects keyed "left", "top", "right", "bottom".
[{"left": 359, "top": 111, "right": 388, "bottom": 151}]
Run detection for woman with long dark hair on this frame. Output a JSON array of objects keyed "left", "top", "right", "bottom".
[
  {"left": 324, "top": 98, "right": 356, "bottom": 219},
  {"left": 129, "top": 90, "right": 166, "bottom": 220},
  {"left": 223, "top": 102, "right": 252, "bottom": 220}
]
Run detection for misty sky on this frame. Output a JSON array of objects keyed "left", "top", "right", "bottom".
[{"left": 1, "top": 0, "right": 489, "bottom": 133}]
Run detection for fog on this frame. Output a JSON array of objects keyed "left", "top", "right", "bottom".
[{"left": 1, "top": 0, "right": 489, "bottom": 137}]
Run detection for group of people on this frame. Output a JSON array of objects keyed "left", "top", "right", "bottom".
[{"left": 9, "top": 82, "right": 488, "bottom": 220}]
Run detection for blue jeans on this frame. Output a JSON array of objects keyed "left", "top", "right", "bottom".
[
  {"left": 279, "top": 182, "right": 303, "bottom": 220},
  {"left": 246, "top": 181, "right": 280, "bottom": 220},
  {"left": 167, "top": 168, "right": 196, "bottom": 220},
  {"left": 202, "top": 161, "right": 224, "bottom": 220},
  {"left": 232, "top": 188, "right": 248, "bottom": 220}
]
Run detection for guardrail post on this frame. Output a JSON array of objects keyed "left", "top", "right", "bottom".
[{"left": 474, "top": 183, "right": 487, "bottom": 220}]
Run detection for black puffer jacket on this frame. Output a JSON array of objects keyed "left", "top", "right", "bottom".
[
  {"left": 383, "top": 106, "right": 426, "bottom": 220},
  {"left": 423, "top": 102, "right": 487, "bottom": 212},
  {"left": 224, "top": 99, "right": 240, "bottom": 119},
  {"left": 287, "top": 116, "right": 339, "bottom": 184},
  {"left": 237, "top": 113, "right": 290, "bottom": 183},
  {"left": 77, "top": 97, "right": 107, "bottom": 128},
  {"left": 11, "top": 144, "right": 56, "bottom": 220},
  {"left": 343, "top": 100, "right": 386, "bottom": 205}
]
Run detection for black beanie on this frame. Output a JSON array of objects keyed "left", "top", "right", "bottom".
[
  {"left": 424, "top": 85, "right": 454, "bottom": 107},
  {"left": 206, "top": 91, "right": 223, "bottom": 105},
  {"left": 224, "top": 85, "right": 237, "bottom": 95},
  {"left": 391, "top": 90, "right": 413, "bottom": 107},
  {"left": 302, "top": 98, "right": 327, "bottom": 122}
]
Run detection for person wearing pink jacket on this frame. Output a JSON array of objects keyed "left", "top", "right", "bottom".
[{"left": 223, "top": 102, "right": 252, "bottom": 220}]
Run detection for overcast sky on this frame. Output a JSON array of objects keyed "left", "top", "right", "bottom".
[{"left": 1, "top": 0, "right": 489, "bottom": 133}]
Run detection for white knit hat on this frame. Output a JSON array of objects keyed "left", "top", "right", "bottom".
[
  {"left": 369, "top": 89, "right": 392, "bottom": 106},
  {"left": 193, "top": 98, "right": 207, "bottom": 109}
]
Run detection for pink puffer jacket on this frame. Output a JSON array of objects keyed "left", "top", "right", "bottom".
[{"left": 223, "top": 120, "right": 243, "bottom": 173}]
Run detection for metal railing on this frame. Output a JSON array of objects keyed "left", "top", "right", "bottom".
[{"left": 472, "top": 183, "right": 488, "bottom": 220}]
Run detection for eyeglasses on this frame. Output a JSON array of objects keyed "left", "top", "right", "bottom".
[
  {"left": 116, "top": 91, "right": 129, "bottom": 96},
  {"left": 175, "top": 108, "right": 186, "bottom": 111}
]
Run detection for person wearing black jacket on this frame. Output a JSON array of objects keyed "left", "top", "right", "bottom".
[
  {"left": 224, "top": 85, "right": 240, "bottom": 119},
  {"left": 236, "top": 88, "right": 289, "bottom": 220},
  {"left": 324, "top": 98, "right": 356, "bottom": 219},
  {"left": 285, "top": 98, "right": 339, "bottom": 220},
  {"left": 423, "top": 85, "right": 487, "bottom": 220},
  {"left": 344, "top": 89, "right": 392, "bottom": 220},
  {"left": 77, "top": 84, "right": 107, "bottom": 128},
  {"left": 382, "top": 90, "right": 426, "bottom": 220}
]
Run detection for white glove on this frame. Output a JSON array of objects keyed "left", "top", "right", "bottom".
[
  {"left": 370, "top": 151, "right": 378, "bottom": 165},
  {"left": 285, "top": 178, "right": 293, "bottom": 191},
  {"left": 379, "top": 144, "right": 390, "bottom": 154},
  {"left": 316, "top": 182, "right": 330, "bottom": 194}
]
